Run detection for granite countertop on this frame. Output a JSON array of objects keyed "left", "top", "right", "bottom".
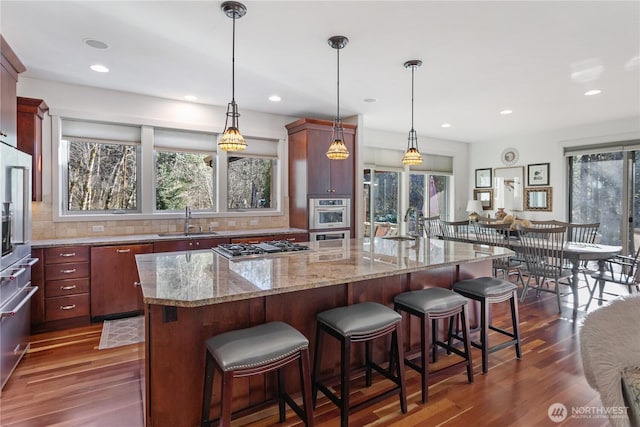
[
  {"left": 135, "top": 237, "right": 514, "bottom": 307},
  {"left": 31, "top": 227, "right": 307, "bottom": 248}
]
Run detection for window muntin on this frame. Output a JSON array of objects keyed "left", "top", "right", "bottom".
[
  {"left": 65, "top": 138, "right": 139, "bottom": 212},
  {"left": 155, "top": 150, "right": 216, "bottom": 211},
  {"left": 227, "top": 156, "right": 276, "bottom": 210}
]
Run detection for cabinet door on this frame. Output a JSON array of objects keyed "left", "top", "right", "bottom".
[
  {"left": 306, "top": 129, "right": 332, "bottom": 195},
  {"left": 230, "top": 236, "right": 273, "bottom": 244},
  {"left": 272, "top": 233, "right": 308, "bottom": 242},
  {"left": 153, "top": 239, "right": 192, "bottom": 253},
  {"left": 90, "top": 244, "right": 153, "bottom": 318},
  {"left": 192, "top": 237, "right": 230, "bottom": 250},
  {"left": 0, "top": 63, "right": 17, "bottom": 147},
  {"left": 328, "top": 136, "right": 355, "bottom": 196}
]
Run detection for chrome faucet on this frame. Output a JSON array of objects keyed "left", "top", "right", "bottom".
[
  {"left": 184, "top": 205, "right": 196, "bottom": 234},
  {"left": 404, "top": 207, "right": 424, "bottom": 238}
]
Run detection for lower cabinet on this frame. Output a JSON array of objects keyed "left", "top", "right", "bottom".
[
  {"left": 90, "top": 244, "right": 153, "bottom": 320},
  {"left": 153, "top": 237, "right": 230, "bottom": 253}
]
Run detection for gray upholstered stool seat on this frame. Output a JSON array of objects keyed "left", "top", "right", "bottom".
[
  {"left": 394, "top": 287, "right": 467, "bottom": 314},
  {"left": 312, "top": 302, "right": 407, "bottom": 427},
  {"left": 202, "top": 321, "right": 314, "bottom": 427},
  {"left": 452, "top": 276, "right": 521, "bottom": 374},
  {"left": 393, "top": 287, "right": 473, "bottom": 403},
  {"left": 452, "top": 277, "right": 517, "bottom": 298},
  {"left": 206, "top": 321, "right": 308, "bottom": 372},
  {"left": 316, "top": 301, "right": 402, "bottom": 336}
]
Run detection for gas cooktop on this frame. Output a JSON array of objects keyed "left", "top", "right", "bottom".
[{"left": 212, "top": 240, "right": 310, "bottom": 259}]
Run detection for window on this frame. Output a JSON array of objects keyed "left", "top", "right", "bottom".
[
  {"left": 56, "top": 118, "right": 284, "bottom": 218},
  {"left": 65, "top": 138, "right": 139, "bottom": 212},
  {"left": 409, "top": 174, "right": 449, "bottom": 218},
  {"left": 155, "top": 150, "right": 215, "bottom": 211},
  {"left": 227, "top": 156, "right": 275, "bottom": 209}
]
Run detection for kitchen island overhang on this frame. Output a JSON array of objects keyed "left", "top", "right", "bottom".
[{"left": 135, "top": 238, "right": 513, "bottom": 427}]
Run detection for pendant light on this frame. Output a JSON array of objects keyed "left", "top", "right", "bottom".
[
  {"left": 402, "top": 60, "right": 424, "bottom": 165},
  {"left": 326, "top": 35, "right": 350, "bottom": 160},
  {"left": 218, "top": 1, "right": 247, "bottom": 152}
]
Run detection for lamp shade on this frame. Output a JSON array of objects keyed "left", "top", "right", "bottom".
[{"left": 466, "top": 200, "right": 483, "bottom": 214}]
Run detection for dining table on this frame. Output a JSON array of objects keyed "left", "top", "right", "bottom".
[{"left": 464, "top": 229, "right": 622, "bottom": 317}]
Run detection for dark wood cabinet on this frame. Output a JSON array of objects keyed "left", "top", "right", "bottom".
[
  {"left": 17, "top": 97, "right": 48, "bottom": 201},
  {"left": 153, "top": 237, "right": 230, "bottom": 253},
  {"left": 0, "top": 35, "right": 25, "bottom": 148},
  {"left": 90, "top": 244, "right": 153, "bottom": 320},
  {"left": 286, "top": 118, "right": 356, "bottom": 232},
  {"left": 42, "top": 246, "right": 91, "bottom": 327},
  {"left": 272, "top": 233, "right": 308, "bottom": 242}
]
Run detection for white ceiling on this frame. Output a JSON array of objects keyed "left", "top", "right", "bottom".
[{"left": 1, "top": 1, "right": 639, "bottom": 143}]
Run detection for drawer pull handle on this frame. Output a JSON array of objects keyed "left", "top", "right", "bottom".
[
  {"left": 59, "top": 252, "right": 76, "bottom": 257},
  {"left": 60, "top": 285, "right": 77, "bottom": 290},
  {"left": 116, "top": 249, "right": 131, "bottom": 253},
  {"left": 60, "top": 304, "right": 76, "bottom": 310},
  {"left": 60, "top": 269, "right": 77, "bottom": 274},
  {"left": 133, "top": 282, "right": 141, "bottom": 287}
]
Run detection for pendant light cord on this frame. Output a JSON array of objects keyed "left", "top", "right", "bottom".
[
  {"left": 231, "top": 14, "right": 236, "bottom": 103},
  {"left": 336, "top": 47, "right": 340, "bottom": 121},
  {"left": 410, "top": 65, "right": 415, "bottom": 132}
]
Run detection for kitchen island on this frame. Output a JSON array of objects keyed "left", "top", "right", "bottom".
[{"left": 135, "top": 237, "right": 513, "bottom": 427}]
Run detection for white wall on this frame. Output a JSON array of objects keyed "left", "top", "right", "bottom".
[{"left": 469, "top": 117, "right": 640, "bottom": 220}]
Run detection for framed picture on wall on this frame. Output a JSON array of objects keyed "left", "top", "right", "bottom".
[
  {"left": 475, "top": 168, "right": 492, "bottom": 188},
  {"left": 527, "top": 163, "right": 550, "bottom": 186},
  {"left": 494, "top": 166, "right": 524, "bottom": 211},
  {"left": 473, "top": 189, "right": 493, "bottom": 210}
]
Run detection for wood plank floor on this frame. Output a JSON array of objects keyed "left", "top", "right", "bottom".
[{"left": 1, "top": 281, "right": 627, "bottom": 427}]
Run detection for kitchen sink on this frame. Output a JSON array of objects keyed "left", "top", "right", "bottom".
[
  {"left": 382, "top": 235, "right": 416, "bottom": 241},
  {"left": 157, "top": 231, "right": 217, "bottom": 237}
]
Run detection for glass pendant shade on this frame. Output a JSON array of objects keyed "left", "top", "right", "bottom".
[
  {"left": 327, "top": 36, "right": 350, "bottom": 160},
  {"left": 219, "top": 2, "right": 247, "bottom": 152},
  {"left": 219, "top": 100, "right": 246, "bottom": 151},
  {"left": 402, "top": 60, "right": 424, "bottom": 166}
]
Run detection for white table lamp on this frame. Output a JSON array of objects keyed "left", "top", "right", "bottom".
[{"left": 466, "top": 199, "right": 483, "bottom": 221}]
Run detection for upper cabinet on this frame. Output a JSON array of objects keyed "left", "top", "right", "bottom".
[
  {"left": 0, "top": 35, "right": 26, "bottom": 148},
  {"left": 286, "top": 118, "right": 356, "bottom": 230},
  {"left": 17, "top": 97, "right": 48, "bottom": 201}
]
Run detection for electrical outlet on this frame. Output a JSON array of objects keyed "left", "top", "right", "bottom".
[
  {"left": 249, "top": 219, "right": 258, "bottom": 226},
  {"left": 92, "top": 225, "right": 104, "bottom": 232},
  {"left": 228, "top": 220, "right": 236, "bottom": 227}
]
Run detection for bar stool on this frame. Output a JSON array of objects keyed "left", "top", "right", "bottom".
[
  {"left": 452, "top": 277, "right": 522, "bottom": 374},
  {"left": 393, "top": 287, "right": 474, "bottom": 403},
  {"left": 201, "top": 321, "right": 314, "bottom": 427},
  {"left": 312, "top": 302, "right": 407, "bottom": 427}
]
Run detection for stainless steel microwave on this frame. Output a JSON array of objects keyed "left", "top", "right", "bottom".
[{"left": 308, "top": 198, "right": 350, "bottom": 230}]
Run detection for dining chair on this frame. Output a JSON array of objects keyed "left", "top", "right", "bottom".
[
  {"left": 529, "top": 219, "right": 569, "bottom": 229},
  {"left": 423, "top": 215, "right": 443, "bottom": 239},
  {"left": 567, "top": 222, "right": 600, "bottom": 284},
  {"left": 441, "top": 220, "right": 469, "bottom": 242},
  {"left": 516, "top": 225, "right": 572, "bottom": 313},
  {"left": 473, "top": 222, "right": 524, "bottom": 285},
  {"left": 586, "top": 245, "right": 640, "bottom": 310}
]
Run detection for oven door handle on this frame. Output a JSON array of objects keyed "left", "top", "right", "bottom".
[
  {"left": 316, "top": 207, "right": 345, "bottom": 213},
  {"left": 1, "top": 267, "right": 26, "bottom": 281},
  {"left": 0, "top": 286, "right": 38, "bottom": 318},
  {"left": 20, "top": 258, "right": 39, "bottom": 268}
]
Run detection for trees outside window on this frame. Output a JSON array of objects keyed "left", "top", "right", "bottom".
[
  {"left": 155, "top": 150, "right": 215, "bottom": 211},
  {"left": 66, "top": 139, "right": 138, "bottom": 211},
  {"left": 227, "top": 156, "right": 274, "bottom": 209}
]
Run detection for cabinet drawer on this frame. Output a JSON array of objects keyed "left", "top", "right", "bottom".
[
  {"left": 45, "top": 294, "right": 90, "bottom": 321},
  {"left": 44, "top": 246, "right": 90, "bottom": 264},
  {"left": 45, "top": 262, "right": 90, "bottom": 281},
  {"left": 45, "top": 278, "right": 90, "bottom": 298}
]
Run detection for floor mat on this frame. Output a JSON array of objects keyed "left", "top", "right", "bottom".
[{"left": 98, "top": 316, "right": 145, "bottom": 350}]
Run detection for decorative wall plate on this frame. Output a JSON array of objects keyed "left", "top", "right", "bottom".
[{"left": 501, "top": 147, "right": 519, "bottom": 166}]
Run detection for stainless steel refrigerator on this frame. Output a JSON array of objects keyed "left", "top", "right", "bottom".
[{"left": 0, "top": 141, "right": 37, "bottom": 393}]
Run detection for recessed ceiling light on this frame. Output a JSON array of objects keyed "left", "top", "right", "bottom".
[
  {"left": 268, "top": 95, "right": 281, "bottom": 102},
  {"left": 184, "top": 95, "right": 198, "bottom": 101},
  {"left": 500, "top": 109, "right": 513, "bottom": 115},
  {"left": 83, "top": 38, "right": 109, "bottom": 49},
  {"left": 441, "top": 123, "right": 451, "bottom": 128},
  {"left": 584, "top": 89, "right": 602, "bottom": 96},
  {"left": 364, "top": 98, "right": 377, "bottom": 103},
  {"left": 90, "top": 64, "right": 109, "bottom": 73}
]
